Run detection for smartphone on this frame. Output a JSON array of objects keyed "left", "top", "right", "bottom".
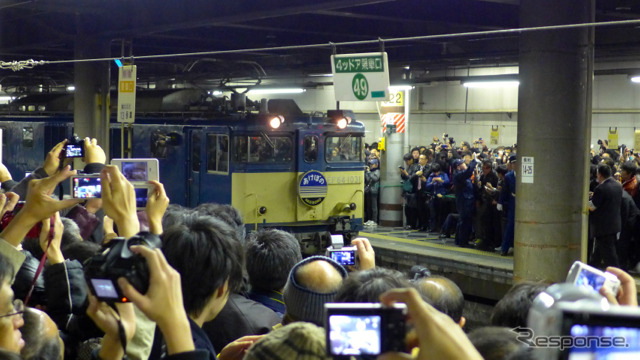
[
  {"left": 566, "top": 261, "right": 620, "bottom": 295},
  {"left": 71, "top": 175, "right": 102, "bottom": 199},
  {"left": 111, "top": 158, "right": 159, "bottom": 183}
]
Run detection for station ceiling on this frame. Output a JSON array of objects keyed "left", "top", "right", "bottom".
[{"left": 1, "top": 0, "right": 640, "bottom": 92}]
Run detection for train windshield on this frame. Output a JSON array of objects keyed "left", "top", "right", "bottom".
[
  {"left": 325, "top": 136, "right": 363, "bottom": 162},
  {"left": 233, "top": 135, "right": 293, "bottom": 163}
]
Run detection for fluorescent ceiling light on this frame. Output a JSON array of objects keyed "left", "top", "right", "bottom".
[
  {"left": 389, "top": 85, "right": 414, "bottom": 91},
  {"left": 630, "top": 76, "right": 640, "bottom": 83},
  {"left": 247, "top": 88, "right": 306, "bottom": 94},
  {"left": 208, "top": 90, "right": 223, "bottom": 96},
  {"left": 67, "top": 85, "right": 76, "bottom": 91},
  {"left": 0, "top": 96, "right": 12, "bottom": 102},
  {"left": 463, "top": 81, "right": 519, "bottom": 88}
]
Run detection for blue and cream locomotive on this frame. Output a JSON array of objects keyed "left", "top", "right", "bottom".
[{"left": 0, "top": 91, "right": 365, "bottom": 253}]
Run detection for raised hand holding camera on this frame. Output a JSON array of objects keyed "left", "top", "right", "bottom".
[{"left": 100, "top": 165, "right": 139, "bottom": 238}]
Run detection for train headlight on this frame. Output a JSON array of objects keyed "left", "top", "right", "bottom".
[
  {"left": 349, "top": 202, "right": 356, "bottom": 210},
  {"left": 269, "top": 115, "right": 284, "bottom": 129},
  {"left": 259, "top": 206, "right": 267, "bottom": 215},
  {"left": 327, "top": 110, "right": 355, "bottom": 129}
]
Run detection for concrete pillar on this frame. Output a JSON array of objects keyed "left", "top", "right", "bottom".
[
  {"left": 74, "top": 35, "right": 111, "bottom": 159},
  {"left": 379, "top": 129, "right": 404, "bottom": 227},
  {"left": 515, "top": 0, "right": 594, "bottom": 283}
]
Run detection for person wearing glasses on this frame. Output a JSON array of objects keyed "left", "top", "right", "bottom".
[{"left": 0, "top": 252, "right": 25, "bottom": 354}]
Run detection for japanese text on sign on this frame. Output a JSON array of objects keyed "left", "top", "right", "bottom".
[
  {"left": 117, "top": 65, "right": 137, "bottom": 123},
  {"left": 302, "top": 174, "right": 326, "bottom": 185},
  {"left": 334, "top": 56, "right": 384, "bottom": 73},
  {"left": 521, "top": 156, "right": 534, "bottom": 184}
]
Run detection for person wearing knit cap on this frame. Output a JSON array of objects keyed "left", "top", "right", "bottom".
[
  {"left": 244, "top": 322, "right": 330, "bottom": 360},
  {"left": 282, "top": 256, "right": 347, "bottom": 326}
]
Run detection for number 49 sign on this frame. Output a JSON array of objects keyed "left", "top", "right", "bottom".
[{"left": 331, "top": 52, "right": 390, "bottom": 102}]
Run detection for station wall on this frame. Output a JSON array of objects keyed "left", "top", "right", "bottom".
[{"left": 260, "top": 73, "right": 640, "bottom": 152}]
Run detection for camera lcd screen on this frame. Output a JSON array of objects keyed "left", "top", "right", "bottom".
[
  {"left": 575, "top": 268, "right": 608, "bottom": 292},
  {"left": 66, "top": 144, "right": 83, "bottom": 158},
  {"left": 328, "top": 315, "right": 381, "bottom": 356},
  {"left": 73, "top": 177, "right": 101, "bottom": 198},
  {"left": 331, "top": 250, "right": 356, "bottom": 266},
  {"left": 567, "top": 324, "right": 640, "bottom": 359},
  {"left": 135, "top": 188, "right": 148, "bottom": 208},
  {"left": 122, "top": 162, "right": 148, "bottom": 181},
  {"left": 90, "top": 279, "right": 119, "bottom": 299}
]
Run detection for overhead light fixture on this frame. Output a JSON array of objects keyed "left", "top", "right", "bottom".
[
  {"left": 630, "top": 76, "right": 640, "bottom": 83},
  {"left": 462, "top": 81, "right": 519, "bottom": 88},
  {"left": 208, "top": 90, "right": 223, "bottom": 96},
  {"left": 0, "top": 96, "right": 12, "bottom": 102},
  {"left": 67, "top": 85, "right": 76, "bottom": 91},
  {"left": 247, "top": 88, "right": 306, "bottom": 95},
  {"left": 389, "top": 85, "right": 414, "bottom": 91}
]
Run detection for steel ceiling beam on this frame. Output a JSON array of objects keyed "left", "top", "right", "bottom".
[{"left": 99, "top": 0, "right": 398, "bottom": 37}]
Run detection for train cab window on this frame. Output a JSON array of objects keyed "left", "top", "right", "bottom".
[
  {"left": 151, "top": 130, "right": 169, "bottom": 159},
  {"left": 22, "top": 127, "right": 34, "bottom": 148},
  {"left": 325, "top": 136, "right": 362, "bottom": 162},
  {"left": 303, "top": 135, "right": 318, "bottom": 163},
  {"left": 192, "top": 132, "right": 201, "bottom": 172},
  {"left": 233, "top": 135, "right": 293, "bottom": 163},
  {"left": 206, "top": 134, "right": 229, "bottom": 173}
]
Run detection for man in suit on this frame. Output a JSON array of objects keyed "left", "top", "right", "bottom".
[
  {"left": 453, "top": 153, "right": 478, "bottom": 247},
  {"left": 589, "top": 163, "right": 622, "bottom": 268}
]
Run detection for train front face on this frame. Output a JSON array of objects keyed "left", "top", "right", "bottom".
[{"left": 231, "top": 114, "right": 365, "bottom": 255}]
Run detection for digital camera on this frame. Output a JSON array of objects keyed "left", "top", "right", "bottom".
[
  {"left": 566, "top": 261, "right": 621, "bottom": 296},
  {"left": 84, "top": 232, "right": 161, "bottom": 303},
  {"left": 327, "top": 246, "right": 357, "bottom": 266},
  {"left": 65, "top": 135, "right": 84, "bottom": 158},
  {"left": 528, "top": 285, "right": 640, "bottom": 360},
  {"left": 325, "top": 303, "right": 407, "bottom": 356},
  {"left": 71, "top": 175, "right": 101, "bottom": 199}
]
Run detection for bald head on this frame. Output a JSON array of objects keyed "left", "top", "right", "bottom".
[
  {"left": 20, "top": 308, "right": 63, "bottom": 360},
  {"left": 415, "top": 276, "right": 465, "bottom": 326},
  {"left": 295, "top": 260, "right": 344, "bottom": 293},
  {"left": 283, "top": 256, "right": 348, "bottom": 325}
]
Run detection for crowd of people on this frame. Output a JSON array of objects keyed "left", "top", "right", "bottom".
[
  {"left": 394, "top": 135, "right": 518, "bottom": 255},
  {"left": 0, "top": 137, "right": 638, "bottom": 360},
  {"left": 392, "top": 134, "right": 640, "bottom": 264}
]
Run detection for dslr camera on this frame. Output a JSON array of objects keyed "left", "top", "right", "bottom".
[
  {"left": 84, "top": 232, "right": 161, "bottom": 303},
  {"left": 325, "top": 303, "right": 407, "bottom": 356}
]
